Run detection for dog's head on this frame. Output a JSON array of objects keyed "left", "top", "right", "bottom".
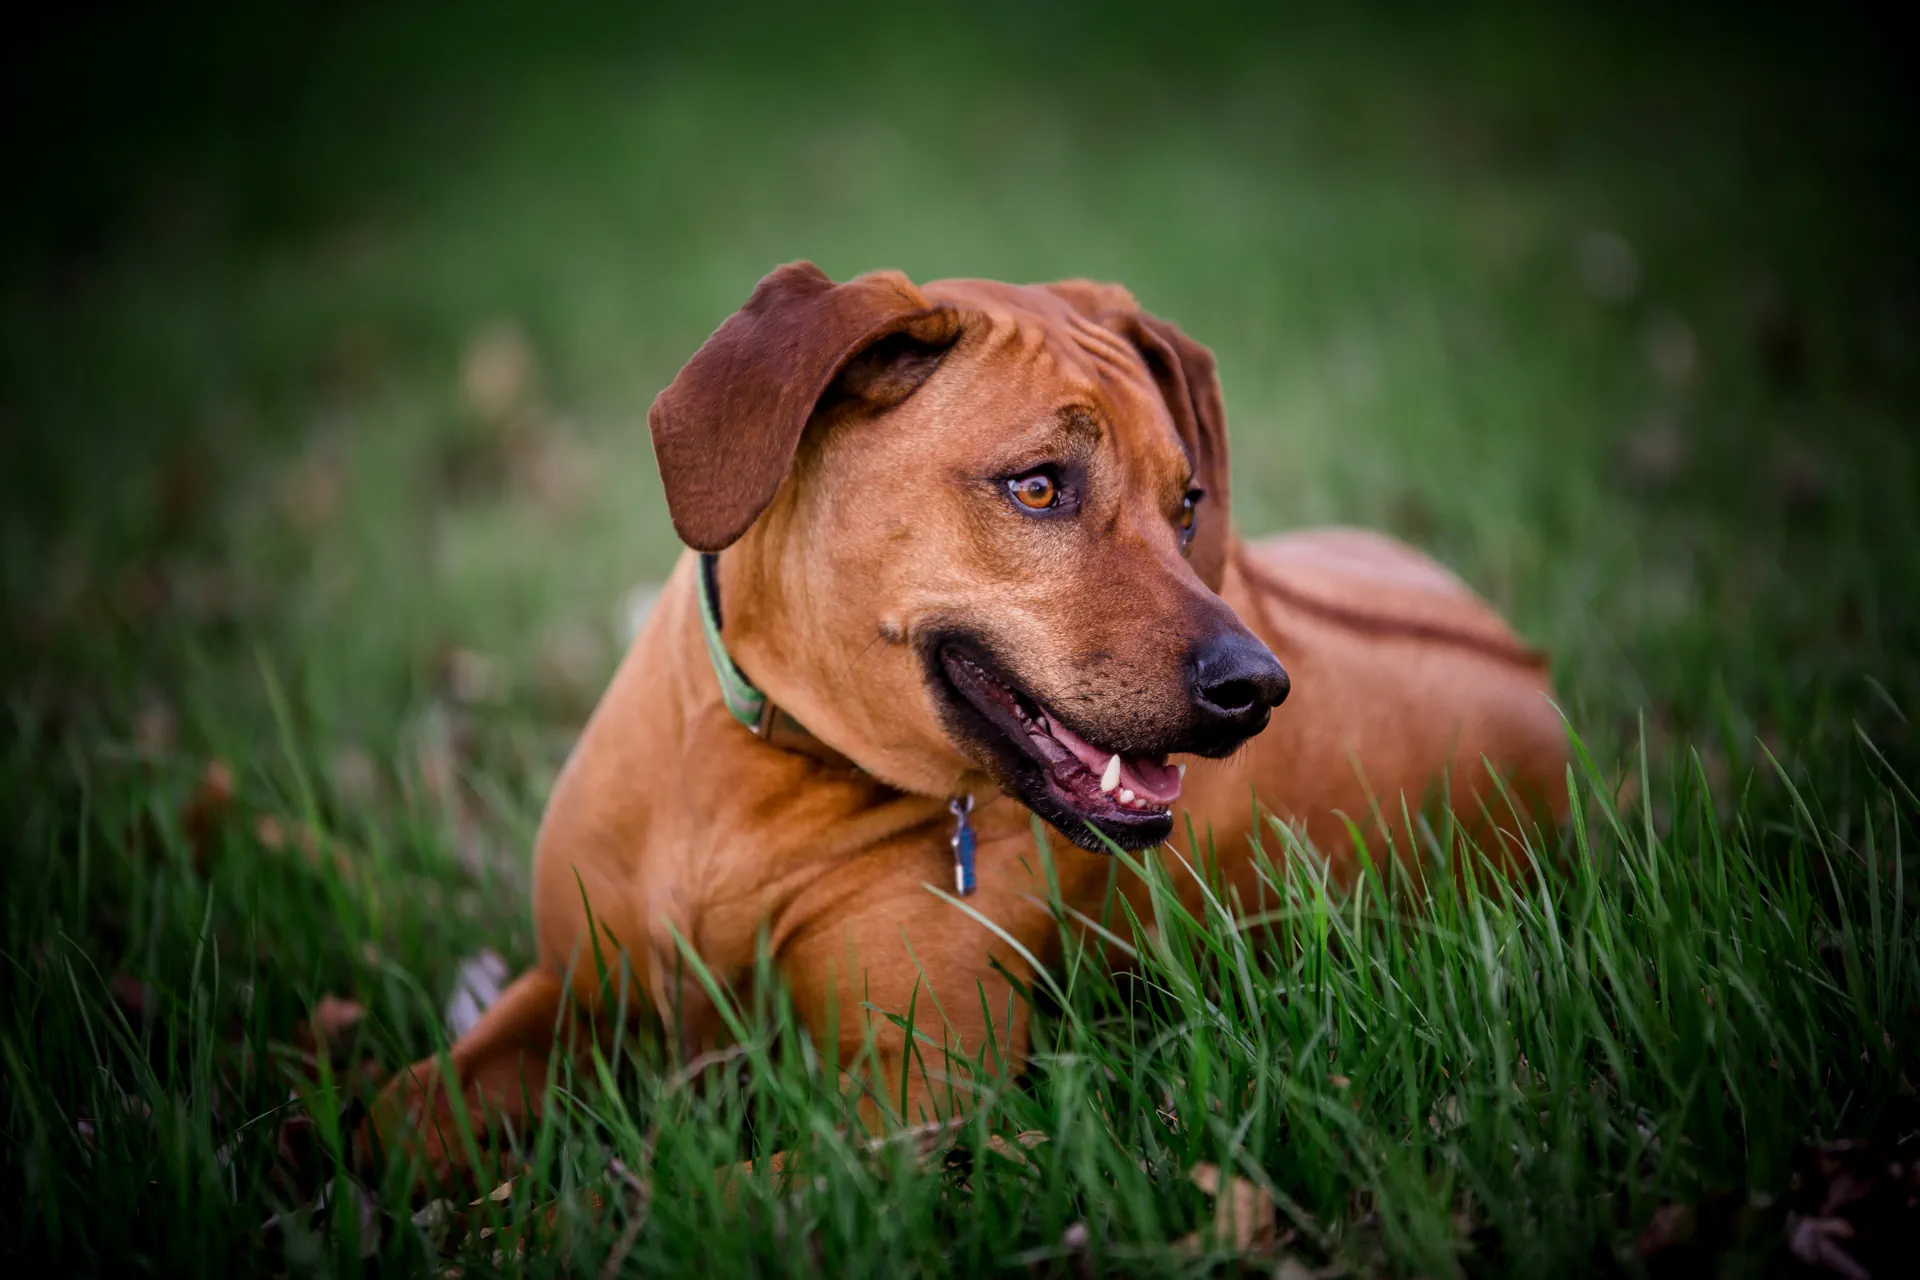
[{"left": 650, "top": 263, "right": 1287, "bottom": 851}]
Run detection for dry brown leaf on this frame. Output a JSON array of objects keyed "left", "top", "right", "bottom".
[
  {"left": 1634, "top": 1201, "right": 1696, "bottom": 1259},
  {"left": 296, "top": 994, "right": 367, "bottom": 1062},
  {"left": 866, "top": 1117, "right": 965, "bottom": 1162},
  {"left": 982, "top": 1130, "right": 1049, "bottom": 1168},
  {"left": 1787, "top": 1214, "right": 1868, "bottom": 1280},
  {"left": 180, "top": 759, "right": 236, "bottom": 863},
  {"left": 471, "top": 1177, "right": 516, "bottom": 1207},
  {"left": 1178, "top": 1162, "right": 1278, "bottom": 1257}
]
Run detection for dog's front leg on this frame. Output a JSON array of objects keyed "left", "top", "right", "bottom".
[
  {"left": 369, "top": 966, "right": 571, "bottom": 1185},
  {"left": 778, "top": 888, "right": 1050, "bottom": 1133}
]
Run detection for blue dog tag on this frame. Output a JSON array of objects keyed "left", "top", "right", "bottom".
[{"left": 950, "top": 795, "right": 977, "bottom": 896}]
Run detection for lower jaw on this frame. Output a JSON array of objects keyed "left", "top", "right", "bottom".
[{"left": 1021, "top": 770, "right": 1175, "bottom": 852}]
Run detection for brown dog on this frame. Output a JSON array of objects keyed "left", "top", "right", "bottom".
[{"left": 377, "top": 262, "right": 1567, "bottom": 1172}]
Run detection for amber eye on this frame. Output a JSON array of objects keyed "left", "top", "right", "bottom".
[
  {"left": 1179, "top": 489, "right": 1202, "bottom": 534},
  {"left": 1008, "top": 471, "right": 1058, "bottom": 510}
]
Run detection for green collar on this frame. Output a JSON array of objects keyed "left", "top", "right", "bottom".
[
  {"left": 696, "top": 551, "right": 975, "bottom": 893},
  {"left": 698, "top": 552, "right": 771, "bottom": 734}
]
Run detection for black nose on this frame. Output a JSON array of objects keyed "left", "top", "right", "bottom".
[{"left": 1188, "top": 631, "right": 1290, "bottom": 741}]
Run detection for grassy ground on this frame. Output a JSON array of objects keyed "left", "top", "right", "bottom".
[{"left": 3, "top": 2, "right": 1917, "bottom": 1274}]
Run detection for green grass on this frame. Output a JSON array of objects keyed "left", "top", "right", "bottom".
[{"left": 3, "top": 1, "right": 1917, "bottom": 1274}]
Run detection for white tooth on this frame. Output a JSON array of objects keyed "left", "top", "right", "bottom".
[
  {"left": 1178, "top": 763, "right": 1188, "bottom": 779},
  {"left": 1100, "top": 754, "right": 1121, "bottom": 793},
  {"left": 1120, "top": 788, "right": 1134, "bottom": 804}
]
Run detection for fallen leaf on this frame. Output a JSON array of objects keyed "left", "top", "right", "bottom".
[
  {"left": 274, "top": 1173, "right": 381, "bottom": 1261},
  {"left": 471, "top": 1177, "right": 516, "bottom": 1207},
  {"left": 1781, "top": 1134, "right": 1920, "bottom": 1278},
  {"left": 181, "top": 758, "right": 236, "bottom": 864},
  {"left": 1635, "top": 1201, "right": 1696, "bottom": 1259},
  {"left": 1787, "top": 1214, "right": 1867, "bottom": 1280},
  {"left": 412, "top": 1198, "right": 459, "bottom": 1251},
  {"left": 865, "top": 1117, "right": 965, "bottom": 1162},
  {"left": 982, "top": 1130, "right": 1049, "bottom": 1168},
  {"left": 313, "top": 994, "right": 365, "bottom": 1040},
  {"left": 1178, "top": 1162, "right": 1277, "bottom": 1257},
  {"left": 294, "top": 994, "right": 367, "bottom": 1063}
]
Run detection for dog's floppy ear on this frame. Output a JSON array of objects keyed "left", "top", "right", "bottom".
[
  {"left": 1044, "top": 282, "right": 1234, "bottom": 591},
  {"left": 1132, "top": 314, "right": 1232, "bottom": 591},
  {"left": 649, "top": 261, "right": 963, "bottom": 552}
]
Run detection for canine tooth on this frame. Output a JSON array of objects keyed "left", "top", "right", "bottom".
[
  {"left": 1100, "top": 754, "right": 1121, "bottom": 793},
  {"left": 1178, "top": 763, "right": 1187, "bottom": 779}
]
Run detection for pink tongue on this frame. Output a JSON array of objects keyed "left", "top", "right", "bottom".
[{"left": 1044, "top": 718, "right": 1184, "bottom": 805}]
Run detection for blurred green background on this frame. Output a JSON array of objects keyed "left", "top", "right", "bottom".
[
  {"left": 3, "top": 4, "right": 1919, "bottom": 1271},
  {"left": 3, "top": 0, "right": 1916, "bottom": 837}
]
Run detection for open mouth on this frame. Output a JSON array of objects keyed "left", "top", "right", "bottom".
[{"left": 935, "top": 643, "right": 1182, "bottom": 851}]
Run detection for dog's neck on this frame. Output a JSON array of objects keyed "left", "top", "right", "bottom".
[
  {"left": 694, "top": 547, "right": 983, "bottom": 894},
  {"left": 696, "top": 551, "right": 857, "bottom": 769}
]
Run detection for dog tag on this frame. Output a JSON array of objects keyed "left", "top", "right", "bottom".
[{"left": 950, "top": 794, "right": 977, "bottom": 896}]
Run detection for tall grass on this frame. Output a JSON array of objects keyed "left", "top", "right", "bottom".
[{"left": 5, "top": 718, "right": 1912, "bottom": 1275}]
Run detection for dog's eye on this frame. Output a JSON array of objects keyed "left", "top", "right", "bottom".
[
  {"left": 1178, "top": 489, "right": 1203, "bottom": 535},
  {"left": 1008, "top": 471, "right": 1059, "bottom": 511}
]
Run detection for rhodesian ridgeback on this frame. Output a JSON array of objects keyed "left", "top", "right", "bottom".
[{"left": 376, "top": 262, "right": 1567, "bottom": 1174}]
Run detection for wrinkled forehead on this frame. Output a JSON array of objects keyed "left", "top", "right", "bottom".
[{"left": 920, "top": 278, "right": 1185, "bottom": 460}]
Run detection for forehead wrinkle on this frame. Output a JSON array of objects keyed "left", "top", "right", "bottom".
[
  {"left": 1049, "top": 314, "right": 1191, "bottom": 483},
  {"left": 1063, "top": 312, "right": 1140, "bottom": 371},
  {"left": 1090, "top": 361, "right": 1192, "bottom": 501}
]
